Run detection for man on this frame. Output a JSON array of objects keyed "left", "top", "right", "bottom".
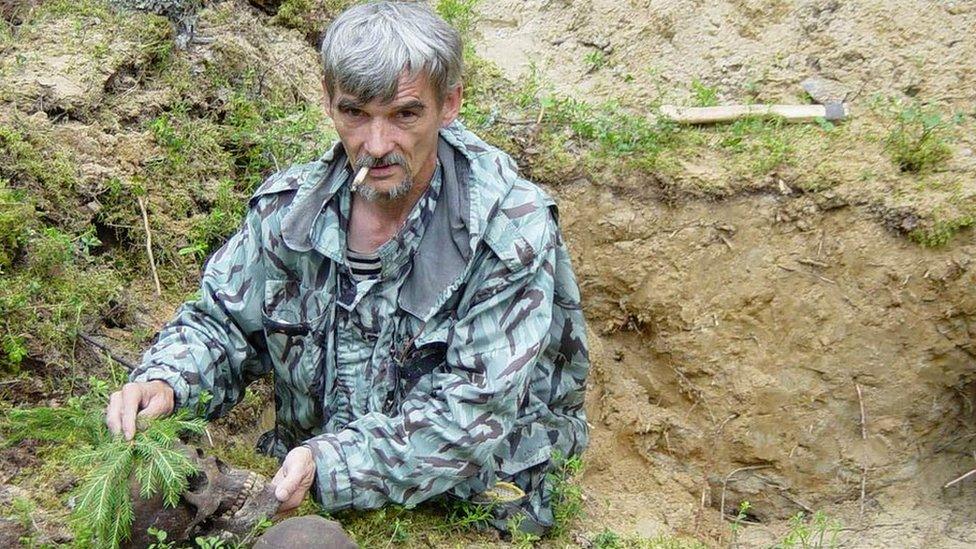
[{"left": 105, "top": 0, "right": 589, "bottom": 536}]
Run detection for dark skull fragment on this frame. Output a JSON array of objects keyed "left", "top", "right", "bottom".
[{"left": 125, "top": 443, "right": 279, "bottom": 548}]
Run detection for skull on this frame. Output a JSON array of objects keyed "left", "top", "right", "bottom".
[{"left": 125, "top": 443, "right": 279, "bottom": 548}]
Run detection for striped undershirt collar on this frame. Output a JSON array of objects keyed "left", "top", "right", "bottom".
[{"left": 346, "top": 247, "right": 381, "bottom": 282}]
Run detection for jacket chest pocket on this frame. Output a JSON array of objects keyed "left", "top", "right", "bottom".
[
  {"left": 383, "top": 315, "right": 452, "bottom": 411},
  {"left": 262, "top": 279, "right": 332, "bottom": 393}
]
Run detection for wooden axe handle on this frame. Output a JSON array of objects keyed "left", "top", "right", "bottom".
[{"left": 659, "top": 103, "right": 848, "bottom": 124}]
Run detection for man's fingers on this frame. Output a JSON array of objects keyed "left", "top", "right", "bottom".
[
  {"left": 281, "top": 483, "right": 307, "bottom": 511},
  {"left": 274, "top": 463, "right": 300, "bottom": 502},
  {"left": 120, "top": 384, "right": 142, "bottom": 440},
  {"left": 106, "top": 391, "right": 123, "bottom": 435},
  {"left": 137, "top": 393, "right": 171, "bottom": 420},
  {"left": 273, "top": 449, "right": 315, "bottom": 512}
]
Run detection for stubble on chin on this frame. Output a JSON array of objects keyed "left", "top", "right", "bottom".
[
  {"left": 356, "top": 177, "right": 413, "bottom": 202},
  {"left": 352, "top": 153, "right": 413, "bottom": 202}
]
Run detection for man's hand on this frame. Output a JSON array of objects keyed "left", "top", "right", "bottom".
[
  {"left": 271, "top": 446, "right": 316, "bottom": 513},
  {"left": 105, "top": 381, "right": 175, "bottom": 440}
]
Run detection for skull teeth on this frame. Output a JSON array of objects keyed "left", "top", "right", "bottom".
[{"left": 225, "top": 473, "right": 262, "bottom": 520}]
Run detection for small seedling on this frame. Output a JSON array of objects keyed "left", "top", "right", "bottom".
[
  {"left": 547, "top": 451, "right": 585, "bottom": 538},
  {"left": 883, "top": 101, "right": 961, "bottom": 173},
  {"left": 592, "top": 528, "right": 622, "bottom": 548},
  {"left": 507, "top": 514, "right": 542, "bottom": 548},
  {"left": 691, "top": 79, "right": 719, "bottom": 107},
  {"left": 776, "top": 510, "right": 840, "bottom": 549},
  {"left": 584, "top": 50, "right": 609, "bottom": 73},
  {"left": 729, "top": 500, "right": 751, "bottom": 548}
]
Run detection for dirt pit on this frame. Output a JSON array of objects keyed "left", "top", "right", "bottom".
[
  {"left": 565, "top": 186, "right": 975, "bottom": 546},
  {"left": 470, "top": 0, "right": 976, "bottom": 546}
]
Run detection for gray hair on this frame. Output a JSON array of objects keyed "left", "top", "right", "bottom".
[{"left": 320, "top": 1, "right": 464, "bottom": 104}]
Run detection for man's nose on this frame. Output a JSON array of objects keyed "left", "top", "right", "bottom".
[{"left": 362, "top": 119, "right": 395, "bottom": 160}]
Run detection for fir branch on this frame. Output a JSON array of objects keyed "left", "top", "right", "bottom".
[
  {"left": 6, "top": 397, "right": 209, "bottom": 547},
  {"left": 106, "top": 493, "right": 135, "bottom": 548},
  {"left": 72, "top": 440, "right": 135, "bottom": 548},
  {"left": 134, "top": 438, "right": 197, "bottom": 507},
  {"left": 3, "top": 399, "right": 104, "bottom": 446},
  {"left": 135, "top": 454, "right": 163, "bottom": 499}
]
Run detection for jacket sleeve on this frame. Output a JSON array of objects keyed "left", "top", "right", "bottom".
[
  {"left": 129, "top": 205, "right": 270, "bottom": 418},
  {"left": 304, "top": 215, "right": 559, "bottom": 511}
]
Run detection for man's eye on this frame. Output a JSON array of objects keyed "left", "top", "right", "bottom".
[
  {"left": 397, "top": 110, "right": 419, "bottom": 120},
  {"left": 341, "top": 107, "right": 365, "bottom": 117}
]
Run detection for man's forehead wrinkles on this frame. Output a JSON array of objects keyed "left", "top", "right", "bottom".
[
  {"left": 337, "top": 97, "right": 363, "bottom": 108},
  {"left": 336, "top": 94, "right": 429, "bottom": 112},
  {"left": 397, "top": 99, "right": 426, "bottom": 110}
]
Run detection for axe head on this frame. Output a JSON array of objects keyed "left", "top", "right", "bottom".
[{"left": 823, "top": 102, "right": 848, "bottom": 121}]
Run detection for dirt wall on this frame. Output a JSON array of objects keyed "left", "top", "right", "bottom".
[
  {"left": 557, "top": 184, "right": 976, "bottom": 545},
  {"left": 473, "top": 1, "right": 976, "bottom": 544}
]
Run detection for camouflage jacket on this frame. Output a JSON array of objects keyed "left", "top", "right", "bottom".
[{"left": 130, "top": 121, "right": 589, "bottom": 530}]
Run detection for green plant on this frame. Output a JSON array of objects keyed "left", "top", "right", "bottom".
[
  {"left": 547, "top": 451, "right": 584, "bottom": 538},
  {"left": 729, "top": 500, "right": 751, "bottom": 547},
  {"left": 147, "top": 527, "right": 176, "bottom": 549},
  {"left": 593, "top": 528, "right": 623, "bottom": 548},
  {"left": 883, "top": 101, "right": 961, "bottom": 173},
  {"left": 507, "top": 513, "right": 542, "bottom": 547},
  {"left": 272, "top": 0, "right": 315, "bottom": 30},
  {"left": 443, "top": 499, "right": 495, "bottom": 531},
  {"left": 775, "top": 511, "right": 840, "bottom": 549},
  {"left": 436, "top": 0, "right": 480, "bottom": 39},
  {"left": 1, "top": 332, "right": 27, "bottom": 368},
  {"left": 690, "top": 79, "right": 719, "bottom": 107},
  {"left": 584, "top": 50, "right": 609, "bottom": 72},
  {"left": 909, "top": 212, "right": 975, "bottom": 247},
  {"left": 0, "top": 123, "right": 80, "bottom": 218},
  {"left": 194, "top": 535, "right": 230, "bottom": 549},
  {"left": 272, "top": 0, "right": 358, "bottom": 37},
  {"left": 0, "top": 181, "right": 35, "bottom": 271},
  {"left": 222, "top": 89, "right": 333, "bottom": 191},
  {"left": 1, "top": 389, "right": 206, "bottom": 549},
  {"left": 0, "top": 223, "right": 121, "bottom": 372},
  {"left": 719, "top": 116, "right": 794, "bottom": 174}
]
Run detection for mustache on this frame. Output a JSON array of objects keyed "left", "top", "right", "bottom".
[{"left": 354, "top": 153, "right": 409, "bottom": 169}]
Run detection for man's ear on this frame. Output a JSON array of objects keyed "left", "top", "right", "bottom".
[
  {"left": 321, "top": 79, "right": 333, "bottom": 117},
  {"left": 440, "top": 84, "right": 463, "bottom": 127}
]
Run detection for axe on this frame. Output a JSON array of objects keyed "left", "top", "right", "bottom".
[{"left": 658, "top": 78, "right": 849, "bottom": 125}]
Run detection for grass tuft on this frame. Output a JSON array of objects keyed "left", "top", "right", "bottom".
[
  {"left": 547, "top": 451, "right": 584, "bottom": 538},
  {"left": 881, "top": 99, "right": 961, "bottom": 173}
]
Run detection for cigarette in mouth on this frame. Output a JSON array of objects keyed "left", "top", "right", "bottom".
[{"left": 352, "top": 165, "right": 368, "bottom": 192}]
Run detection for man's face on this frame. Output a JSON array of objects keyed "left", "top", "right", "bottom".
[{"left": 324, "top": 72, "right": 462, "bottom": 201}]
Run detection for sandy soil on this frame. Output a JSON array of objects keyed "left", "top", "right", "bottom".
[{"left": 471, "top": 1, "right": 976, "bottom": 546}]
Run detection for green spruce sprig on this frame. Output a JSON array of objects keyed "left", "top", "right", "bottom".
[
  {"left": 1, "top": 385, "right": 207, "bottom": 548},
  {"left": 69, "top": 411, "right": 205, "bottom": 548}
]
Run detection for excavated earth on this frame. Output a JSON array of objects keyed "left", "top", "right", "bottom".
[
  {"left": 472, "top": 0, "right": 976, "bottom": 546},
  {"left": 1, "top": 0, "right": 974, "bottom": 547}
]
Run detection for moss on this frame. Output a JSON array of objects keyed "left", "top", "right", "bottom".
[
  {"left": 0, "top": 227, "right": 121, "bottom": 372},
  {"left": 0, "top": 180, "right": 35, "bottom": 271},
  {"left": 909, "top": 213, "right": 975, "bottom": 247},
  {"left": 222, "top": 88, "right": 335, "bottom": 191},
  {"left": 0, "top": 19, "right": 13, "bottom": 50},
  {"left": 30, "top": 0, "right": 113, "bottom": 20},
  {"left": 272, "top": 0, "right": 316, "bottom": 33},
  {"left": 332, "top": 501, "right": 501, "bottom": 547},
  {"left": 272, "top": 0, "right": 359, "bottom": 42},
  {"left": 0, "top": 122, "right": 82, "bottom": 226}
]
